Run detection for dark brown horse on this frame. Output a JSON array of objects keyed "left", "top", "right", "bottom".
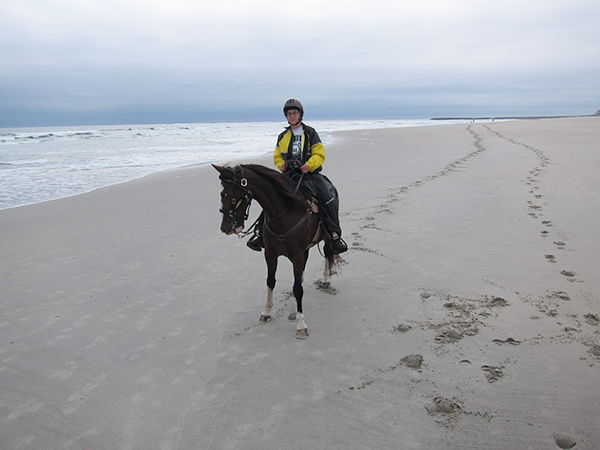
[{"left": 213, "top": 163, "right": 337, "bottom": 338}]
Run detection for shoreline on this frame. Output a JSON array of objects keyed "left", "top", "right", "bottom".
[
  {"left": 1, "top": 117, "right": 599, "bottom": 449},
  {"left": 1, "top": 118, "right": 475, "bottom": 212}
]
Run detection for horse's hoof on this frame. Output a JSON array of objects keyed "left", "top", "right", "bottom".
[
  {"left": 259, "top": 315, "right": 272, "bottom": 323},
  {"left": 288, "top": 313, "right": 297, "bottom": 321},
  {"left": 295, "top": 328, "right": 309, "bottom": 339},
  {"left": 317, "top": 280, "right": 331, "bottom": 289}
]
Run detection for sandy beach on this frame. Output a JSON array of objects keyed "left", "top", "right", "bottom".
[{"left": 1, "top": 117, "right": 599, "bottom": 449}]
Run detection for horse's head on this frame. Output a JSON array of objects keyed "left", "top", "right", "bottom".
[{"left": 213, "top": 164, "right": 253, "bottom": 235}]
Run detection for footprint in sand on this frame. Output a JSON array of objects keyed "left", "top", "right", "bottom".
[
  {"left": 425, "top": 397, "right": 462, "bottom": 414},
  {"left": 585, "top": 343, "right": 600, "bottom": 357},
  {"left": 560, "top": 270, "right": 577, "bottom": 282},
  {"left": 547, "top": 291, "right": 570, "bottom": 301},
  {"left": 583, "top": 313, "right": 599, "bottom": 326},
  {"left": 492, "top": 337, "right": 521, "bottom": 345},
  {"left": 488, "top": 296, "right": 509, "bottom": 307},
  {"left": 435, "top": 329, "right": 463, "bottom": 343},
  {"left": 553, "top": 432, "right": 577, "bottom": 449},
  {"left": 400, "top": 354, "right": 424, "bottom": 369},
  {"left": 481, "top": 365, "right": 504, "bottom": 383},
  {"left": 393, "top": 324, "right": 412, "bottom": 333},
  {"left": 315, "top": 280, "right": 338, "bottom": 295}
]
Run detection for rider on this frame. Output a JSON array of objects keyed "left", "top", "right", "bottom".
[{"left": 247, "top": 99, "right": 348, "bottom": 255}]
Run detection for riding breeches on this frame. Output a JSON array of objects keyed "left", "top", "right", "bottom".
[
  {"left": 285, "top": 171, "right": 342, "bottom": 236},
  {"left": 310, "top": 173, "right": 341, "bottom": 236}
]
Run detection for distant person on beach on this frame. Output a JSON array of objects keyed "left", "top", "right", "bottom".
[{"left": 247, "top": 98, "right": 347, "bottom": 254}]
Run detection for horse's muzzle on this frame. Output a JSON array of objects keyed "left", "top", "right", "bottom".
[{"left": 221, "top": 224, "right": 243, "bottom": 235}]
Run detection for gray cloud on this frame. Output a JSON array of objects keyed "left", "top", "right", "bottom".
[{"left": 2, "top": 0, "right": 599, "bottom": 126}]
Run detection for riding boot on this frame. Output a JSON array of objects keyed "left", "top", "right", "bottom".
[
  {"left": 331, "top": 232, "right": 348, "bottom": 255},
  {"left": 247, "top": 211, "right": 265, "bottom": 252},
  {"left": 318, "top": 190, "right": 346, "bottom": 254}
]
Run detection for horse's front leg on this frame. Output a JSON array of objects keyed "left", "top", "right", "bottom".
[
  {"left": 291, "top": 255, "right": 309, "bottom": 339},
  {"left": 260, "top": 252, "right": 278, "bottom": 322}
]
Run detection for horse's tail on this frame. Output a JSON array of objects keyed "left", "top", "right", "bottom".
[{"left": 323, "top": 240, "right": 340, "bottom": 277}]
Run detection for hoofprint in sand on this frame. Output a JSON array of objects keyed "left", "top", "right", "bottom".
[{"left": 0, "top": 118, "right": 598, "bottom": 449}]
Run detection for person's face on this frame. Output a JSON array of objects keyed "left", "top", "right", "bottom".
[{"left": 286, "top": 109, "right": 301, "bottom": 127}]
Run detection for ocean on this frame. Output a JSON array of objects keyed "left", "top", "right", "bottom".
[{"left": 0, "top": 119, "right": 470, "bottom": 210}]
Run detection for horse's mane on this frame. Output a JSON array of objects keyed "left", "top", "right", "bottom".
[{"left": 239, "top": 164, "right": 304, "bottom": 206}]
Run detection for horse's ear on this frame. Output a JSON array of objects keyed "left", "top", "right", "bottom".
[{"left": 212, "top": 164, "right": 228, "bottom": 178}]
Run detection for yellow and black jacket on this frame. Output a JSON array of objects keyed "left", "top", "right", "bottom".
[{"left": 273, "top": 124, "right": 325, "bottom": 173}]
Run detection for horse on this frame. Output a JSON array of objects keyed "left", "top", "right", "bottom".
[{"left": 213, "top": 163, "right": 337, "bottom": 339}]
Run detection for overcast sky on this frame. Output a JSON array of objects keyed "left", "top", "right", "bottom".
[{"left": 2, "top": 0, "right": 599, "bottom": 127}]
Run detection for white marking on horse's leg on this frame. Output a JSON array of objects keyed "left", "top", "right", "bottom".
[
  {"left": 295, "top": 313, "right": 309, "bottom": 338},
  {"left": 296, "top": 313, "right": 307, "bottom": 331},
  {"left": 260, "top": 288, "right": 274, "bottom": 320},
  {"left": 322, "top": 259, "right": 332, "bottom": 285}
]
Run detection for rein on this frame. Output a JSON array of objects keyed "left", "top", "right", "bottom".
[
  {"left": 240, "top": 207, "right": 291, "bottom": 239},
  {"left": 262, "top": 170, "right": 308, "bottom": 241},
  {"left": 220, "top": 165, "right": 312, "bottom": 241},
  {"left": 264, "top": 209, "right": 311, "bottom": 242}
]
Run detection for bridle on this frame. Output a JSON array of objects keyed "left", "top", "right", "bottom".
[
  {"left": 218, "top": 165, "right": 310, "bottom": 241},
  {"left": 219, "top": 166, "right": 254, "bottom": 235}
]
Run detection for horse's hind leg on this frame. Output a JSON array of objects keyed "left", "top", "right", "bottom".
[
  {"left": 321, "top": 258, "right": 332, "bottom": 288},
  {"left": 320, "top": 243, "right": 334, "bottom": 289},
  {"left": 260, "top": 252, "right": 278, "bottom": 322}
]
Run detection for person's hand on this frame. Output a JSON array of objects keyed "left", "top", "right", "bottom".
[
  {"left": 300, "top": 164, "right": 310, "bottom": 174},
  {"left": 281, "top": 162, "right": 288, "bottom": 171}
]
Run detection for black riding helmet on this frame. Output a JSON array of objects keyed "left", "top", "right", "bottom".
[{"left": 283, "top": 99, "right": 304, "bottom": 119}]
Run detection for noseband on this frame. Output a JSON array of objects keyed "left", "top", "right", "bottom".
[{"left": 219, "top": 166, "right": 253, "bottom": 233}]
